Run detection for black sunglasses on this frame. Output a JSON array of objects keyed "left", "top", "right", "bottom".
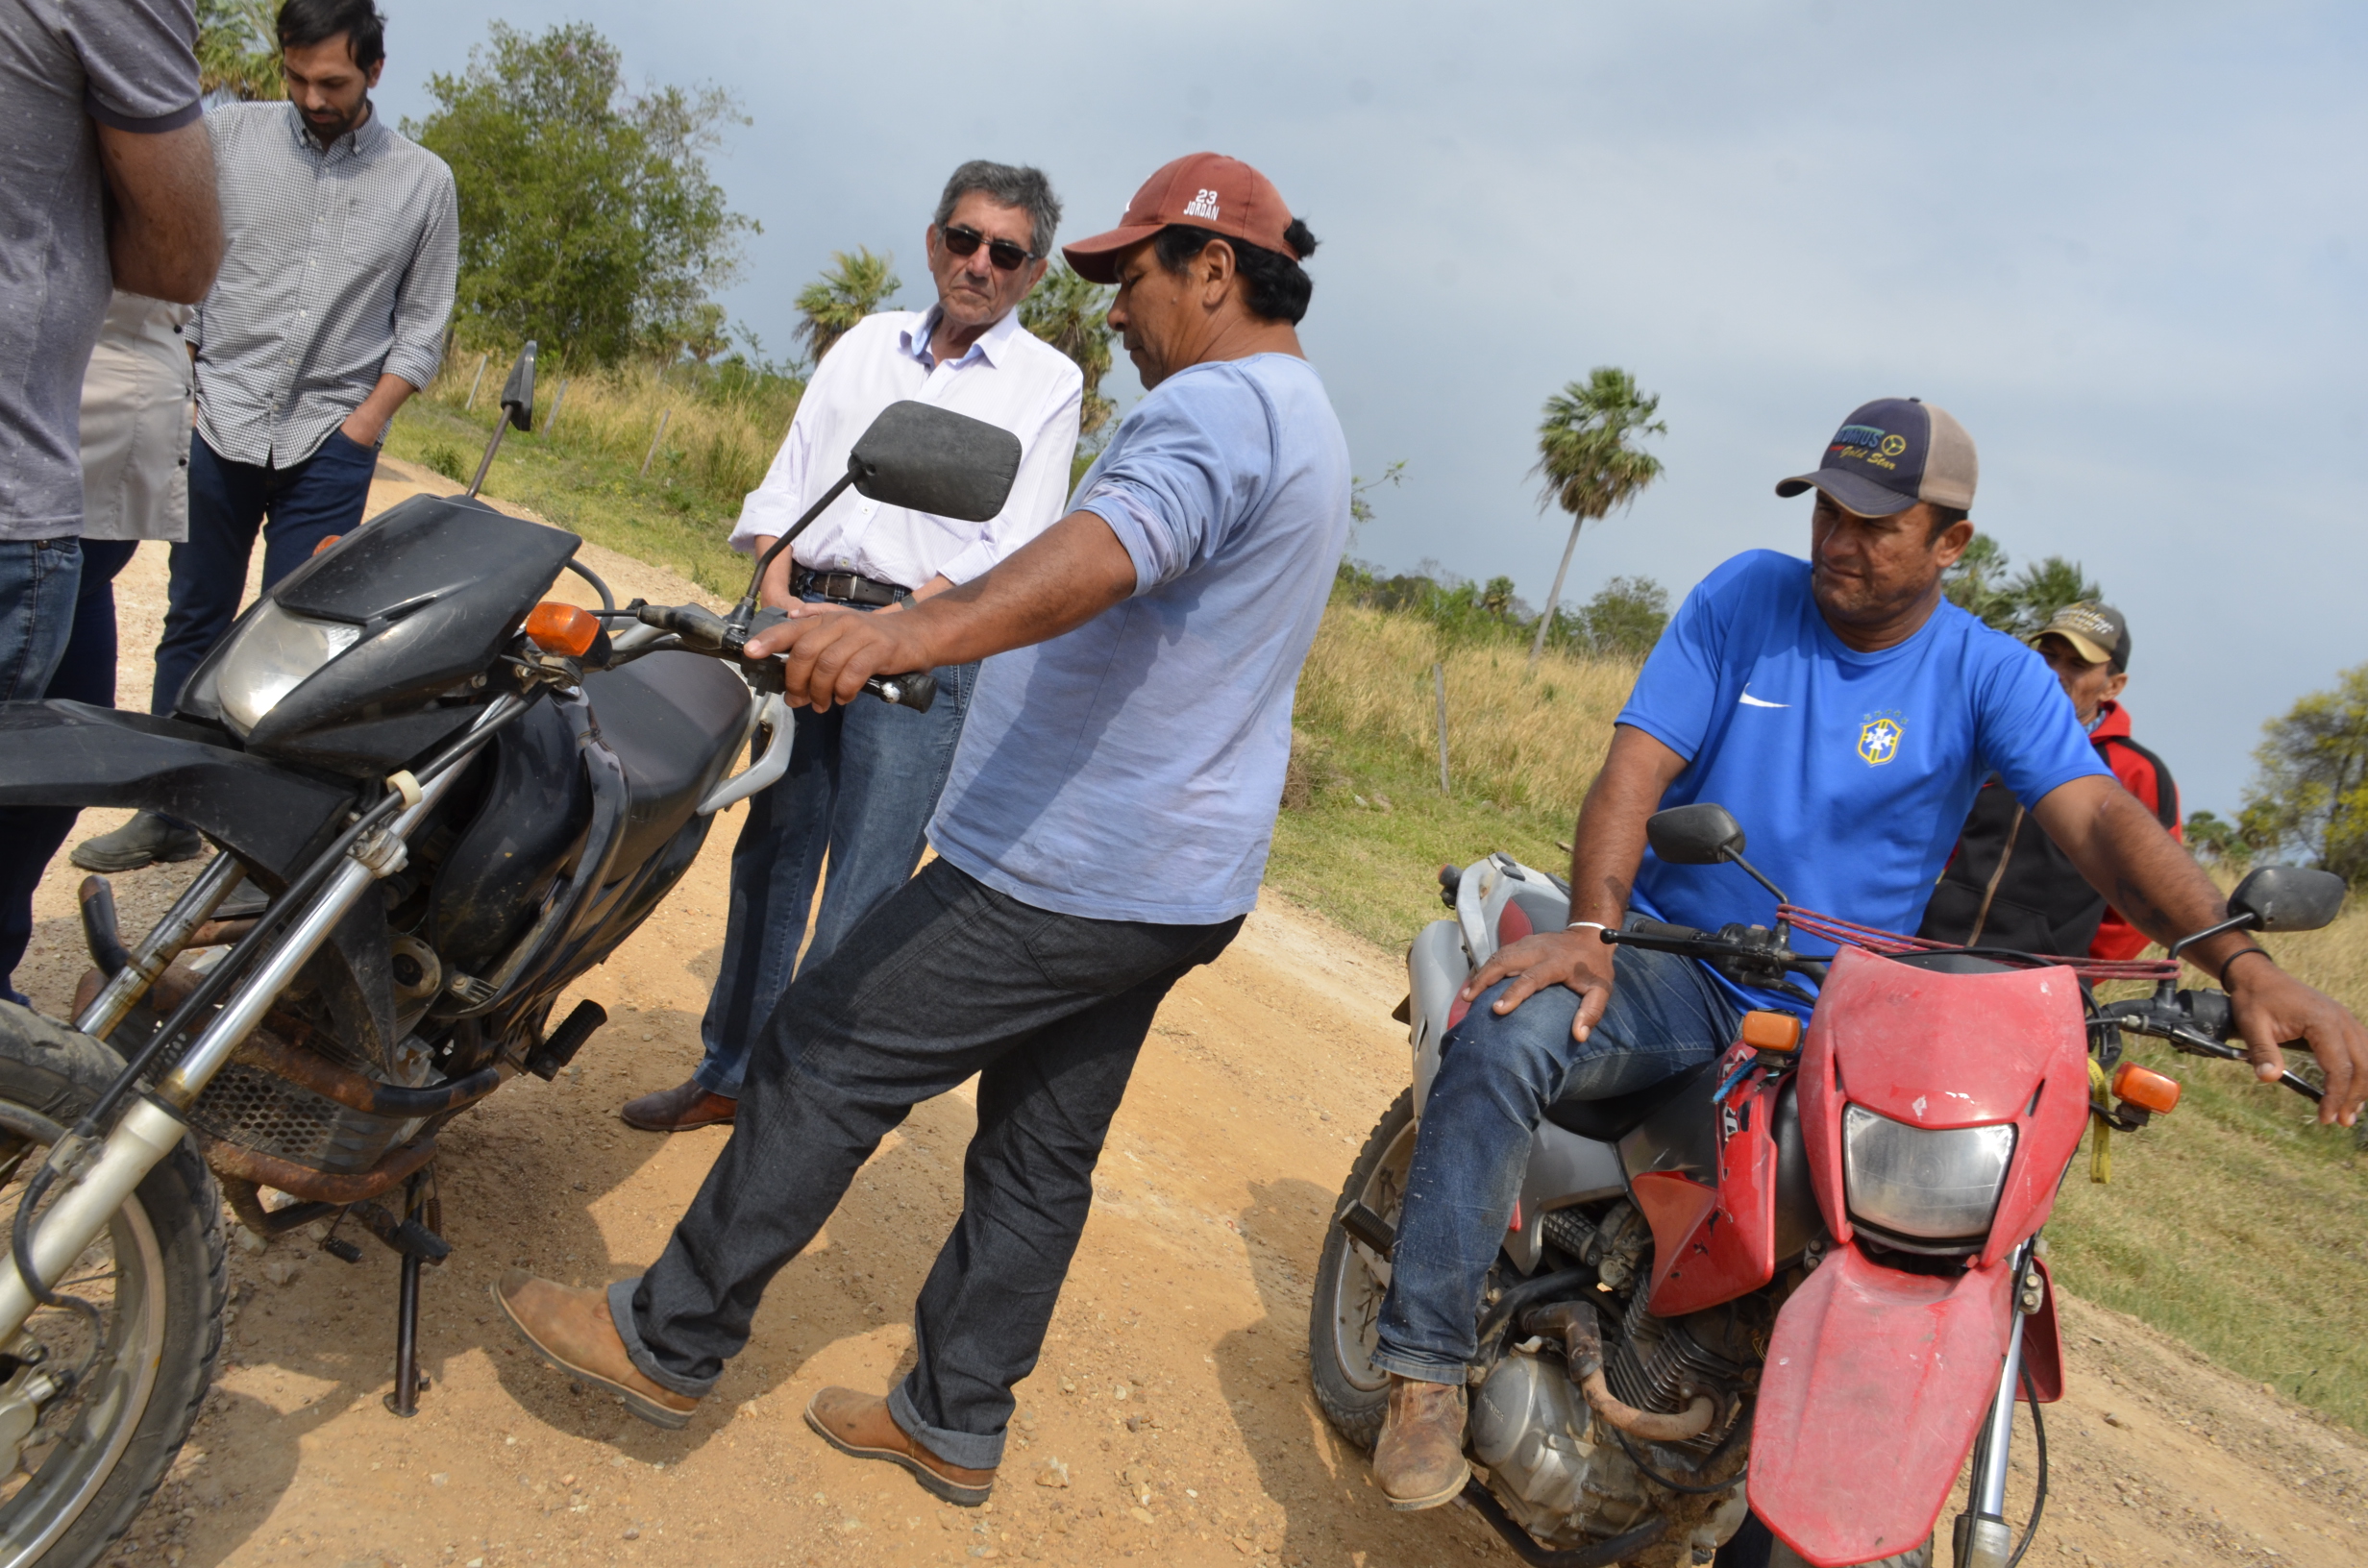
[{"left": 940, "top": 225, "right": 1037, "bottom": 272}]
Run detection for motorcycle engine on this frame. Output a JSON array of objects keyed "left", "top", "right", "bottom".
[
  {"left": 1603, "top": 1283, "right": 1761, "bottom": 1456},
  {"left": 1470, "top": 1348, "right": 1653, "bottom": 1539}
]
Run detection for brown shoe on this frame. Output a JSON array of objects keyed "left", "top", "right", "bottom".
[
  {"left": 619, "top": 1079, "right": 736, "bottom": 1133},
  {"left": 803, "top": 1385, "right": 997, "bottom": 1507},
  {"left": 1372, "top": 1374, "right": 1469, "bottom": 1510},
  {"left": 490, "top": 1270, "right": 700, "bottom": 1430}
]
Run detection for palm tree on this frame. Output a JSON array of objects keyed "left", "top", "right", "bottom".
[
  {"left": 1527, "top": 368, "right": 1667, "bottom": 669},
  {"left": 795, "top": 248, "right": 900, "bottom": 363},
  {"left": 197, "top": 0, "right": 284, "bottom": 100},
  {"left": 1020, "top": 263, "right": 1118, "bottom": 442}
]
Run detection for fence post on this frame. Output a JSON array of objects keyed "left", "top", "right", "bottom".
[
  {"left": 1434, "top": 663, "right": 1450, "bottom": 796},
  {"left": 640, "top": 408, "right": 672, "bottom": 477},
  {"left": 544, "top": 378, "right": 570, "bottom": 437},
  {"left": 463, "top": 352, "right": 489, "bottom": 410}
]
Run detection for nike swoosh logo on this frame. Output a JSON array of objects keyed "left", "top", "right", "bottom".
[{"left": 1739, "top": 692, "right": 1790, "bottom": 709}]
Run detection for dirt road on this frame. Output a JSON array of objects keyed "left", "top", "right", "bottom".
[{"left": 16, "top": 464, "right": 2367, "bottom": 1568}]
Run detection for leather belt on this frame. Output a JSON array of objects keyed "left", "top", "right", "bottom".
[{"left": 793, "top": 568, "right": 909, "bottom": 606}]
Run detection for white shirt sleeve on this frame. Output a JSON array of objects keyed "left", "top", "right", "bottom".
[
  {"left": 932, "top": 369, "right": 1085, "bottom": 585},
  {"left": 728, "top": 357, "right": 837, "bottom": 554}
]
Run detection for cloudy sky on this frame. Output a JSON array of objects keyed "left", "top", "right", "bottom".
[{"left": 376, "top": 1, "right": 2366, "bottom": 814}]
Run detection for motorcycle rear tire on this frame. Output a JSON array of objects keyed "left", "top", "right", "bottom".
[
  {"left": 0, "top": 1003, "right": 226, "bottom": 1568},
  {"left": 1767, "top": 1538, "right": 1932, "bottom": 1568},
  {"left": 1307, "top": 1087, "right": 1417, "bottom": 1452}
]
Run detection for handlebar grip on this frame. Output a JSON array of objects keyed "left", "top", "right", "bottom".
[
  {"left": 1627, "top": 918, "right": 1704, "bottom": 943},
  {"left": 862, "top": 670, "right": 937, "bottom": 713}
]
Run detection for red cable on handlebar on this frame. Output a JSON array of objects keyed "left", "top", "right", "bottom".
[{"left": 1774, "top": 904, "right": 2181, "bottom": 983}]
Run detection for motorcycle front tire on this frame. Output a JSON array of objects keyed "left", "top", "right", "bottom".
[{"left": 0, "top": 1002, "right": 225, "bottom": 1568}]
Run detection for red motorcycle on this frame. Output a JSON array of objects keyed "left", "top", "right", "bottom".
[{"left": 1308, "top": 802, "right": 2342, "bottom": 1567}]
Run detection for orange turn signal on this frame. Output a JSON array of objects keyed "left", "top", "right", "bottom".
[
  {"left": 525, "top": 601, "right": 599, "bottom": 658},
  {"left": 311, "top": 534, "right": 343, "bottom": 556},
  {"left": 2111, "top": 1060, "right": 2182, "bottom": 1115},
  {"left": 1740, "top": 1010, "right": 1802, "bottom": 1054}
]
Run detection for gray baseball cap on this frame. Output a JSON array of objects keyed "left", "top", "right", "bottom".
[
  {"left": 1776, "top": 397, "right": 1979, "bottom": 518},
  {"left": 2034, "top": 601, "right": 2131, "bottom": 672}
]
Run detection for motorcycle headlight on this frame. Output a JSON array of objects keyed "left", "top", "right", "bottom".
[
  {"left": 213, "top": 601, "right": 362, "bottom": 735},
  {"left": 1841, "top": 1104, "right": 2015, "bottom": 1242}
]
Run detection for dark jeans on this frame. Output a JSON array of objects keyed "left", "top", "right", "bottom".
[
  {"left": 0, "top": 536, "right": 86, "bottom": 1004},
  {"left": 1372, "top": 939, "right": 1739, "bottom": 1382},
  {"left": 151, "top": 428, "right": 378, "bottom": 716},
  {"left": 695, "top": 594, "right": 976, "bottom": 1097},
  {"left": 617, "top": 856, "right": 1241, "bottom": 1468}
]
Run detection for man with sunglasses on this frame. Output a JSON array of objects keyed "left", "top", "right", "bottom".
[{"left": 619, "top": 159, "right": 1083, "bottom": 1133}]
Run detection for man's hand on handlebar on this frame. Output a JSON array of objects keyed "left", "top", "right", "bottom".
[
  {"left": 1459, "top": 929, "right": 1617, "bottom": 1043},
  {"left": 744, "top": 600, "right": 931, "bottom": 713},
  {"left": 2227, "top": 961, "right": 2368, "bottom": 1127}
]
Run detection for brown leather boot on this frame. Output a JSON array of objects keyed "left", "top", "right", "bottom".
[
  {"left": 803, "top": 1385, "right": 998, "bottom": 1507},
  {"left": 618, "top": 1079, "right": 736, "bottom": 1132},
  {"left": 1372, "top": 1373, "right": 1469, "bottom": 1510},
  {"left": 491, "top": 1270, "right": 700, "bottom": 1430}
]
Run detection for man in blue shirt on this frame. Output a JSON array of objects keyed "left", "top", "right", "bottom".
[
  {"left": 491, "top": 153, "right": 1352, "bottom": 1505},
  {"left": 1366, "top": 398, "right": 2368, "bottom": 1510}
]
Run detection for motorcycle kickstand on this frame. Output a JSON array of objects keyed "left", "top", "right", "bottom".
[{"left": 383, "top": 1168, "right": 435, "bottom": 1417}]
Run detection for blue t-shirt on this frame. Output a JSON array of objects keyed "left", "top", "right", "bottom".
[
  {"left": 1617, "top": 551, "right": 2109, "bottom": 1016},
  {"left": 928, "top": 354, "right": 1351, "bottom": 923}
]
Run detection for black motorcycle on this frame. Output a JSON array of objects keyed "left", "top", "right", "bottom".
[{"left": 0, "top": 366, "right": 1020, "bottom": 1567}]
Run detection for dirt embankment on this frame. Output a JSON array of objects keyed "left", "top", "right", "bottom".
[{"left": 15, "top": 462, "right": 2366, "bottom": 1568}]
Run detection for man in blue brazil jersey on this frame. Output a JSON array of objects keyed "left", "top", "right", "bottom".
[{"left": 1365, "top": 397, "right": 2368, "bottom": 1510}]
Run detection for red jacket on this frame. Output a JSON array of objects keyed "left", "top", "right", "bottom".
[{"left": 2087, "top": 700, "right": 2181, "bottom": 961}]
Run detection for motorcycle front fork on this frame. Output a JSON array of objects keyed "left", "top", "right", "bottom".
[{"left": 1954, "top": 1239, "right": 2037, "bottom": 1568}]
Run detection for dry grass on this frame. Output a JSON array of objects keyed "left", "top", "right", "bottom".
[{"left": 422, "top": 351, "right": 795, "bottom": 506}]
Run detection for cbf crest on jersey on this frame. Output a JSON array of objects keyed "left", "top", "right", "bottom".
[{"left": 1858, "top": 711, "right": 1905, "bottom": 766}]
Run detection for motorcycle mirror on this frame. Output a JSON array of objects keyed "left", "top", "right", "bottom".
[
  {"left": 847, "top": 401, "right": 1021, "bottom": 523},
  {"left": 1646, "top": 804, "right": 1747, "bottom": 867},
  {"left": 2226, "top": 865, "right": 2347, "bottom": 933},
  {"left": 498, "top": 341, "right": 538, "bottom": 432}
]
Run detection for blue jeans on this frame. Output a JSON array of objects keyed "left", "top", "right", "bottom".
[
  {"left": 694, "top": 597, "right": 976, "bottom": 1096},
  {"left": 151, "top": 428, "right": 378, "bottom": 716},
  {"left": 1372, "top": 940, "right": 1739, "bottom": 1383},
  {"left": 0, "top": 536, "right": 83, "bottom": 1004}
]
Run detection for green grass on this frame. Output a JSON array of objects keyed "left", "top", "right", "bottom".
[{"left": 382, "top": 380, "right": 757, "bottom": 600}]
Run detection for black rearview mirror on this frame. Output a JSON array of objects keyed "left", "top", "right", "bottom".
[
  {"left": 1647, "top": 804, "right": 1746, "bottom": 867},
  {"left": 499, "top": 341, "right": 538, "bottom": 432},
  {"left": 847, "top": 401, "right": 1021, "bottom": 523},
  {"left": 2227, "top": 865, "right": 2347, "bottom": 934}
]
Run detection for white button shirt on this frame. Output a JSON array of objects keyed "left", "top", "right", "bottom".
[{"left": 730, "top": 306, "right": 1084, "bottom": 588}]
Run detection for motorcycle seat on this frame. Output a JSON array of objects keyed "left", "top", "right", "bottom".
[
  {"left": 1541, "top": 1058, "right": 1714, "bottom": 1143},
  {"left": 582, "top": 651, "right": 750, "bottom": 871}
]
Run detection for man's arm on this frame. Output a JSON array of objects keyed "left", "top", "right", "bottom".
[
  {"left": 96, "top": 119, "right": 221, "bottom": 303},
  {"left": 2033, "top": 775, "right": 2368, "bottom": 1125},
  {"left": 340, "top": 373, "right": 417, "bottom": 448},
  {"left": 1454, "top": 723, "right": 1690, "bottom": 1041},
  {"left": 743, "top": 510, "right": 1140, "bottom": 705}
]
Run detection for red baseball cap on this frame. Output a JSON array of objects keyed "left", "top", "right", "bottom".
[{"left": 1062, "top": 152, "right": 1300, "bottom": 283}]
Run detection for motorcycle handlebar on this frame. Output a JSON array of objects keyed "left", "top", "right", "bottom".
[
  {"left": 614, "top": 601, "right": 936, "bottom": 712},
  {"left": 2094, "top": 992, "right": 2325, "bottom": 1103}
]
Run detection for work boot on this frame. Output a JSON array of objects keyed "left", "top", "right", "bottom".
[
  {"left": 803, "top": 1385, "right": 998, "bottom": 1507},
  {"left": 490, "top": 1270, "right": 700, "bottom": 1430},
  {"left": 1372, "top": 1373, "right": 1470, "bottom": 1510},
  {"left": 70, "top": 811, "right": 204, "bottom": 872},
  {"left": 619, "top": 1079, "right": 736, "bottom": 1132}
]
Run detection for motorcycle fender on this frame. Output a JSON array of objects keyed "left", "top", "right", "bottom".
[
  {"left": 1750, "top": 1243, "right": 2017, "bottom": 1567},
  {"left": 1407, "top": 918, "right": 1467, "bottom": 1119},
  {"left": 0, "top": 700, "right": 352, "bottom": 886}
]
